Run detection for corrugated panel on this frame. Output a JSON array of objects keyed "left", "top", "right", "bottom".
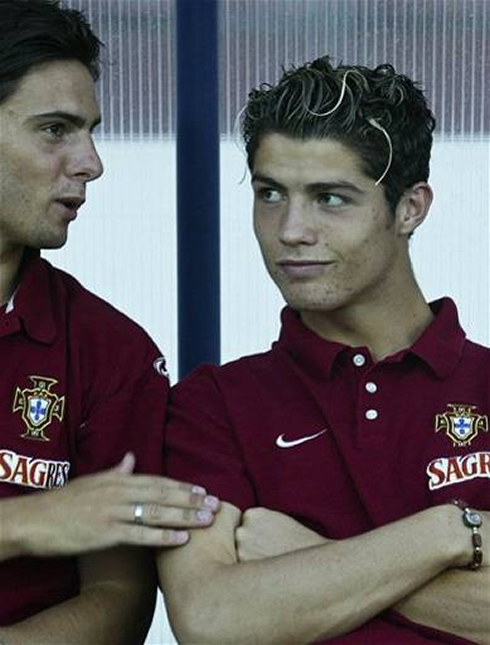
[
  {"left": 66, "top": 0, "right": 175, "bottom": 139},
  {"left": 220, "top": 0, "right": 490, "bottom": 139}
]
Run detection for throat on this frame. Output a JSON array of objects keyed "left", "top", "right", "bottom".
[{"left": 301, "top": 298, "right": 434, "bottom": 361}]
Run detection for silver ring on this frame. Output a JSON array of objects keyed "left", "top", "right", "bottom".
[{"left": 133, "top": 503, "right": 144, "bottom": 525}]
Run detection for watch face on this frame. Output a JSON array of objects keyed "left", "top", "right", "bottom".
[{"left": 463, "top": 510, "right": 483, "bottom": 528}]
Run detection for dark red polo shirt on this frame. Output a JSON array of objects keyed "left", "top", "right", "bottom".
[
  {"left": 166, "top": 298, "right": 489, "bottom": 645},
  {"left": 0, "top": 253, "right": 168, "bottom": 625}
]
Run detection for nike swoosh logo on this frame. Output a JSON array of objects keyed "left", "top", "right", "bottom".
[{"left": 275, "top": 428, "right": 328, "bottom": 448}]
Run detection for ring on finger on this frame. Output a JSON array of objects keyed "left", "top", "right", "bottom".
[{"left": 133, "top": 502, "right": 144, "bottom": 525}]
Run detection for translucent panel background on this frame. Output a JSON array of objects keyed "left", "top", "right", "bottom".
[
  {"left": 220, "top": 0, "right": 490, "bottom": 364},
  {"left": 44, "top": 2, "right": 177, "bottom": 642}
]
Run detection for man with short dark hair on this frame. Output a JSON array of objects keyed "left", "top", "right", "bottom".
[
  {"left": 158, "top": 57, "right": 490, "bottom": 644},
  {"left": 0, "top": 1, "right": 218, "bottom": 641}
]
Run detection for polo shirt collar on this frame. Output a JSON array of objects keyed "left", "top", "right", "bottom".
[
  {"left": 6, "top": 250, "right": 56, "bottom": 344},
  {"left": 275, "top": 307, "right": 346, "bottom": 378},
  {"left": 276, "top": 297, "right": 466, "bottom": 380},
  {"left": 409, "top": 298, "right": 466, "bottom": 378}
]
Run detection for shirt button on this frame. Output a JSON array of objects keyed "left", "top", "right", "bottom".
[
  {"left": 353, "top": 354, "right": 366, "bottom": 367},
  {"left": 365, "top": 382, "right": 377, "bottom": 394},
  {"left": 365, "top": 409, "right": 379, "bottom": 420}
]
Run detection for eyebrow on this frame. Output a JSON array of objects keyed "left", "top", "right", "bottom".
[
  {"left": 29, "top": 110, "right": 102, "bottom": 132},
  {"left": 251, "top": 173, "right": 365, "bottom": 195}
]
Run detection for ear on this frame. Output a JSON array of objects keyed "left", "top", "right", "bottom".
[{"left": 395, "top": 182, "right": 433, "bottom": 236}]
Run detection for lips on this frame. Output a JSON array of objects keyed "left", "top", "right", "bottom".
[
  {"left": 277, "top": 260, "right": 334, "bottom": 279},
  {"left": 56, "top": 196, "right": 85, "bottom": 210},
  {"left": 54, "top": 196, "right": 85, "bottom": 220}
]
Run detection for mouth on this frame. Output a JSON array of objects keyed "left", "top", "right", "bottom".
[
  {"left": 276, "top": 260, "right": 335, "bottom": 279},
  {"left": 54, "top": 197, "right": 85, "bottom": 219}
]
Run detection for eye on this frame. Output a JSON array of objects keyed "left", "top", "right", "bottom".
[
  {"left": 258, "top": 187, "right": 282, "bottom": 203},
  {"left": 318, "top": 193, "right": 346, "bottom": 208},
  {"left": 42, "top": 123, "right": 67, "bottom": 140}
]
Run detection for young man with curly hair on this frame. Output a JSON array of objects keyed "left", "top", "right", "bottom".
[{"left": 158, "top": 57, "right": 490, "bottom": 644}]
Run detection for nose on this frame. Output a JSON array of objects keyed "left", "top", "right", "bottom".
[
  {"left": 279, "top": 199, "right": 317, "bottom": 246},
  {"left": 67, "top": 134, "right": 104, "bottom": 182}
]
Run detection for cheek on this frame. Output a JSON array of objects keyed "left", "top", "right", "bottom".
[{"left": 253, "top": 216, "right": 275, "bottom": 251}]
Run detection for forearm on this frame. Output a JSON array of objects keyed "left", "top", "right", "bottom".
[
  {"left": 395, "top": 567, "right": 490, "bottom": 645},
  {"left": 162, "top": 505, "right": 470, "bottom": 645},
  {"left": 0, "top": 499, "right": 24, "bottom": 562},
  {"left": 0, "top": 580, "right": 155, "bottom": 645},
  {"left": 0, "top": 581, "right": 154, "bottom": 645},
  {"left": 0, "top": 547, "right": 157, "bottom": 645}
]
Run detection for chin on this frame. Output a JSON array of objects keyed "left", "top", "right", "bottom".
[
  {"left": 38, "top": 234, "right": 69, "bottom": 250},
  {"left": 280, "top": 288, "right": 340, "bottom": 312}
]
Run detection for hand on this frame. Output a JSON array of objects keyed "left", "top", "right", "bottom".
[
  {"left": 235, "top": 507, "right": 331, "bottom": 562},
  {"left": 0, "top": 452, "right": 220, "bottom": 559}
]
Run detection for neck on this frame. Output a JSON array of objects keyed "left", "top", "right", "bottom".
[
  {"left": 0, "top": 243, "right": 25, "bottom": 306},
  {"left": 301, "top": 282, "right": 433, "bottom": 362}
]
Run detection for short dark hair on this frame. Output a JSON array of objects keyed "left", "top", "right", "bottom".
[
  {"left": 242, "top": 56, "right": 436, "bottom": 213},
  {"left": 0, "top": 0, "right": 102, "bottom": 105}
]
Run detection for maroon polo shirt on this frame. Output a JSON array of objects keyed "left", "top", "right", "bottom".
[
  {"left": 0, "top": 252, "right": 168, "bottom": 625},
  {"left": 166, "top": 298, "right": 489, "bottom": 645}
]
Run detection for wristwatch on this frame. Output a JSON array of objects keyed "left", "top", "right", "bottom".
[{"left": 451, "top": 499, "right": 483, "bottom": 570}]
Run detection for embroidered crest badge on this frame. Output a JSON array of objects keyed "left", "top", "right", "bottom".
[
  {"left": 435, "top": 404, "right": 489, "bottom": 447},
  {"left": 13, "top": 376, "right": 65, "bottom": 442}
]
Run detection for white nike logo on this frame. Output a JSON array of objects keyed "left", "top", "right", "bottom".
[{"left": 275, "top": 428, "right": 328, "bottom": 448}]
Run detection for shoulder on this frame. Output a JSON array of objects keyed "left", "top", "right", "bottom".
[
  {"left": 174, "top": 348, "right": 276, "bottom": 392},
  {"left": 44, "top": 262, "right": 168, "bottom": 386},
  {"left": 45, "top": 261, "right": 159, "bottom": 352},
  {"left": 462, "top": 338, "right": 490, "bottom": 369}
]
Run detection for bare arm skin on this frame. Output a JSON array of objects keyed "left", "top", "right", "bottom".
[
  {"left": 237, "top": 507, "right": 490, "bottom": 645},
  {"left": 0, "top": 547, "right": 157, "bottom": 644},
  {"left": 157, "top": 501, "right": 482, "bottom": 645},
  {"left": 235, "top": 507, "right": 330, "bottom": 561},
  {"left": 394, "top": 569, "right": 490, "bottom": 645},
  {"left": 0, "top": 453, "right": 220, "bottom": 561}
]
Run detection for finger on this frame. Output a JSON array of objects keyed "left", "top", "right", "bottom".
[
  {"left": 120, "top": 474, "right": 208, "bottom": 493},
  {"left": 116, "top": 479, "right": 220, "bottom": 512},
  {"left": 122, "top": 503, "right": 216, "bottom": 528},
  {"left": 120, "top": 523, "right": 190, "bottom": 548},
  {"left": 114, "top": 452, "right": 136, "bottom": 475}
]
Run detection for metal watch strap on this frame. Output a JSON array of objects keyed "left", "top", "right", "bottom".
[{"left": 451, "top": 499, "right": 483, "bottom": 570}]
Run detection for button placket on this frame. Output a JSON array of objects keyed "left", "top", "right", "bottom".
[{"left": 353, "top": 353, "right": 366, "bottom": 367}]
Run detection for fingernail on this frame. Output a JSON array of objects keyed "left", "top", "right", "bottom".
[
  {"left": 192, "top": 485, "right": 206, "bottom": 495},
  {"left": 196, "top": 509, "right": 213, "bottom": 524},
  {"left": 173, "top": 531, "right": 189, "bottom": 544},
  {"left": 204, "top": 495, "right": 220, "bottom": 511}
]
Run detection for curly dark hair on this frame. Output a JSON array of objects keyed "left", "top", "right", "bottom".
[
  {"left": 242, "top": 56, "right": 436, "bottom": 213},
  {"left": 0, "top": 0, "right": 102, "bottom": 105}
]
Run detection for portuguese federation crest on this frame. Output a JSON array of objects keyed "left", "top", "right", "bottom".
[
  {"left": 13, "top": 376, "right": 65, "bottom": 441},
  {"left": 435, "top": 404, "right": 488, "bottom": 447}
]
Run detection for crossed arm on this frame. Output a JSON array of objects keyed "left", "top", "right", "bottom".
[
  {"left": 157, "top": 502, "right": 490, "bottom": 645},
  {"left": 237, "top": 507, "right": 490, "bottom": 644}
]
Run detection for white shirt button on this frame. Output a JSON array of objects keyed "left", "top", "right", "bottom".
[
  {"left": 353, "top": 354, "right": 366, "bottom": 367},
  {"left": 365, "top": 382, "right": 377, "bottom": 394},
  {"left": 365, "top": 409, "right": 379, "bottom": 420}
]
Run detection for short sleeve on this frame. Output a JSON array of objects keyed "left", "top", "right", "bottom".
[
  {"left": 164, "top": 366, "right": 255, "bottom": 510},
  {"left": 75, "top": 341, "right": 168, "bottom": 477}
]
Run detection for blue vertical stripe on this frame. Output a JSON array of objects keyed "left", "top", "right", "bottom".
[{"left": 177, "top": 0, "right": 220, "bottom": 377}]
